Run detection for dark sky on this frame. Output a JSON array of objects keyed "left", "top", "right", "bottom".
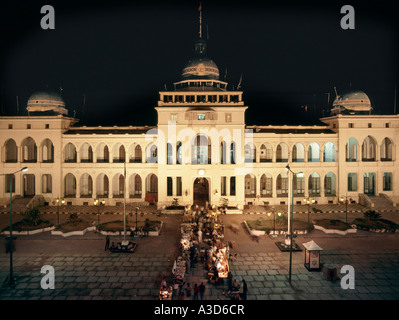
[{"left": 1, "top": 0, "right": 398, "bottom": 126}]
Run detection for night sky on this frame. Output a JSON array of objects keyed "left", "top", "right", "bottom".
[{"left": 1, "top": 0, "right": 398, "bottom": 127}]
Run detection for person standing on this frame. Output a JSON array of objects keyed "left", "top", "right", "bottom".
[
  {"left": 105, "top": 235, "right": 110, "bottom": 251},
  {"left": 193, "top": 283, "right": 200, "bottom": 300},
  {"left": 185, "top": 282, "right": 192, "bottom": 299},
  {"left": 242, "top": 279, "right": 248, "bottom": 300},
  {"left": 172, "top": 282, "right": 179, "bottom": 300},
  {"left": 198, "top": 229, "right": 203, "bottom": 243},
  {"left": 199, "top": 282, "right": 205, "bottom": 300}
]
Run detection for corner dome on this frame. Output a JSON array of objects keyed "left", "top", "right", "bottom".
[
  {"left": 27, "top": 91, "right": 68, "bottom": 115},
  {"left": 331, "top": 90, "right": 371, "bottom": 115}
]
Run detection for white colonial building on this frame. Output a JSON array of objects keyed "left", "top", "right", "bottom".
[{"left": 1, "top": 34, "right": 399, "bottom": 211}]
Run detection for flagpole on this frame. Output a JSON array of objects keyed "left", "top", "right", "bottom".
[
  {"left": 199, "top": 2, "right": 202, "bottom": 39},
  {"left": 123, "top": 160, "right": 127, "bottom": 243}
]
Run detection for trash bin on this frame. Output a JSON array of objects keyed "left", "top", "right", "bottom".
[
  {"left": 324, "top": 264, "right": 336, "bottom": 281},
  {"left": 5, "top": 236, "right": 16, "bottom": 254}
]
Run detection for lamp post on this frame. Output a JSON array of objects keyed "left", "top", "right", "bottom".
[
  {"left": 340, "top": 195, "right": 348, "bottom": 223},
  {"left": 267, "top": 206, "right": 278, "bottom": 237},
  {"left": 56, "top": 198, "right": 65, "bottom": 226},
  {"left": 285, "top": 164, "right": 303, "bottom": 284},
  {"left": 3, "top": 167, "right": 28, "bottom": 288},
  {"left": 94, "top": 199, "right": 105, "bottom": 225},
  {"left": 135, "top": 207, "right": 139, "bottom": 236},
  {"left": 303, "top": 197, "right": 315, "bottom": 224}
]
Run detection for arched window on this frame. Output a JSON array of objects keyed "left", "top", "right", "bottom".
[
  {"left": 129, "top": 144, "right": 142, "bottom": 163},
  {"left": 134, "top": 145, "right": 142, "bottom": 163},
  {"left": 80, "top": 173, "right": 93, "bottom": 197},
  {"left": 292, "top": 143, "right": 305, "bottom": 162},
  {"left": 5, "top": 139, "right": 17, "bottom": 163},
  {"left": 308, "top": 142, "right": 320, "bottom": 162},
  {"left": 276, "top": 172, "right": 288, "bottom": 196},
  {"left": 276, "top": 143, "right": 288, "bottom": 162},
  {"left": 96, "top": 174, "right": 109, "bottom": 197},
  {"left": 167, "top": 142, "right": 173, "bottom": 164},
  {"left": 146, "top": 144, "right": 158, "bottom": 163},
  {"left": 308, "top": 172, "right": 320, "bottom": 196},
  {"left": 112, "top": 174, "right": 125, "bottom": 197},
  {"left": 129, "top": 174, "right": 142, "bottom": 198},
  {"left": 22, "top": 137, "right": 37, "bottom": 163},
  {"left": 220, "top": 141, "right": 227, "bottom": 164},
  {"left": 260, "top": 143, "right": 272, "bottom": 162},
  {"left": 346, "top": 138, "right": 358, "bottom": 162},
  {"left": 244, "top": 143, "right": 256, "bottom": 163},
  {"left": 41, "top": 139, "right": 54, "bottom": 163},
  {"left": 65, "top": 143, "right": 77, "bottom": 163},
  {"left": 245, "top": 174, "right": 256, "bottom": 198},
  {"left": 145, "top": 173, "right": 158, "bottom": 203},
  {"left": 323, "top": 142, "right": 336, "bottom": 162},
  {"left": 80, "top": 143, "right": 93, "bottom": 163},
  {"left": 42, "top": 174, "right": 52, "bottom": 193},
  {"left": 176, "top": 141, "right": 182, "bottom": 164},
  {"left": 324, "top": 172, "right": 336, "bottom": 196},
  {"left": 260, "top": 173, "right": 272, "bottom": 197},
  {"left": 64, "top": 173, "right": 76, "bottom": 197},
  {"left": 293, "top": 173, "right": 305, "bottom": 196},
  {"left": 380, "top": 137, "right": 393, "bottom": 161},
  {"left": 192, "top": 135, "right": 211, "bottom": 164},
  {"left": 96, "top": 143, "right": 109, "bottom": 163},
  {"left": 362, "top": 136, "right": 377, "bottom": 161},
  {"left": 230, "top": 142, "right": 236, "bottom": 164}
]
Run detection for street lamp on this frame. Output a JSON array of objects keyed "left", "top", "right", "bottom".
[
  {"left": 94, "top": 199, "right": 105, "bottom": 225},
  {"left": 135, "top": 207, "right": 139, "bottom": 236},
  {"left": 267, "top": 208, "right": 281, "bottom": 237},
  {"left": 3, "top": 167, "right": 28, "bottom": 288},
  {"left": 285, "top": 164, "right": 303, "bottom": 284},
  {"left": 340, "top": 195, "right": 349, "bottom": 223},
  {"left": 303, "top": 197, "right": 315, "bottom": 224},
  {"left": 56, "top": 198, "right": 65, "bottom": 226}
]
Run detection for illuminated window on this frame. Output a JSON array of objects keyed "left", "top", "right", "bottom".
[{"left": 198, "top": 113, "right": 205, "bottom": 120}]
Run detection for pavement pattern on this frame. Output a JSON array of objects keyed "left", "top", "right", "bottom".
[{"left": 0, "top": 214, "right": 399, "bottom": 300}]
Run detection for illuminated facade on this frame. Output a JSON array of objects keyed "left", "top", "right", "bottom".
[{"left": 1, "top": 34, "right": 399, "bottom": 211}]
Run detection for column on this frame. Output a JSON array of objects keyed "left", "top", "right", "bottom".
[{"left": 76, "top": 174, "right": 81, "bottom": 199}]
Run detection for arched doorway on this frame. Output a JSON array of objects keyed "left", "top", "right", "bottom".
[{"left": 193, "top": 177, "right": 209, "bottom": 207}]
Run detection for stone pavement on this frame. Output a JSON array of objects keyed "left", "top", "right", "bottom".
[{"left": 0, "top": 214, "right": 399, "bottom": 300}]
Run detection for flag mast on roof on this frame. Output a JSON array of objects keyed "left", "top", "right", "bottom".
[{"left": 198, "top": 2, "right": 202, "bottom": 39}]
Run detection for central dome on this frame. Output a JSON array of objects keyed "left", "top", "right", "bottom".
[{"left": 181, "top": 39, "right": 220, "bottom": 80}]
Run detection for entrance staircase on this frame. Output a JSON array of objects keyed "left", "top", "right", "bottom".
[
  {"left": 367, "top": 194, "right": 396, "bottom": 211},
  {"left": 0, "top": 196, "right": 32, "bottom": 214}
]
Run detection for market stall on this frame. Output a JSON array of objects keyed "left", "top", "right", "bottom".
[
  {"left": 214, "top": 244, "right": 229, "bottom": 278},
  {"left": 172, "top": 256, "right": 186, "bottom": 283},
  {"left": 159, "top": 285, "right": 172, "bottom": 300}
]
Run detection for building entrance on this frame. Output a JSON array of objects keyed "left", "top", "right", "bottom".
[
  {"left": 364, "top": 172, "right": 375, "bottom": 195},
  {"left": 23, "top": 174, "right": 35, "bottom": 197},
  {"left": 193, "top": 177, "right": 209, "bottom": 207}
]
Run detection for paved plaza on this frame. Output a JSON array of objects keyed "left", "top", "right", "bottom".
[{"left": 0, "top": 212, "right": 399, "bottom": 300}]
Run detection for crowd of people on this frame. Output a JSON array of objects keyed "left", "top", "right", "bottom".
[{"left": 159, "top": 205, "right": 247, "bottom": 300}]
